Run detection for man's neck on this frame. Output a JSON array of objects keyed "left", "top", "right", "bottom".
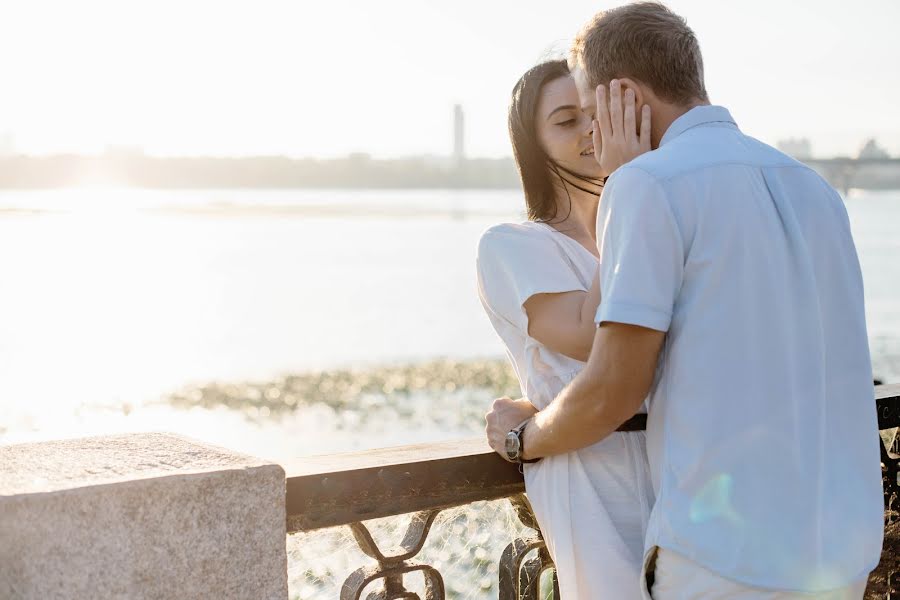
[{"left": 651, "top": 99, "right": 711, "bottom": 149}]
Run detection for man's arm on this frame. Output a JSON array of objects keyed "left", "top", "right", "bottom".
[{"left": 521, "top": 321, "right": 664, "bottom": 459}]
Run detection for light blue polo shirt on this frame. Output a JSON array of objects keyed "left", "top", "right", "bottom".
[{"left": 595, "top": 105, "right": 884, "bottom": 591}]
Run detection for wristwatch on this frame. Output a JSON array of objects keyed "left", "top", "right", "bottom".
[{"left": 504, "top": 419, "right": 541, "bottom": 464}]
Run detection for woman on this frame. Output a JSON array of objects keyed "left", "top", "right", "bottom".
[{"left": 475, "top": 60, "right": 653, "bottom": 599}]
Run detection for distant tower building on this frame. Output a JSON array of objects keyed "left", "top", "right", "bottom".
[{"left": 453, "top": 104, "right": 465, "bottom": 164}]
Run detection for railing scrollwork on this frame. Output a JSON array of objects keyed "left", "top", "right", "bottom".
[
  {"left": 499, "top": 494, "right": 558, "bottom": 600},
  {"left": 341, "top": 510, "right": 445, "bottom": 600},
  {"left": 878, "top": 385, "right": 900, "bottom": 510}
]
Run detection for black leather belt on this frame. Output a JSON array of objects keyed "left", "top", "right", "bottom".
[{"left": 616, "top": 413, "right": 647, "bottom": 431}]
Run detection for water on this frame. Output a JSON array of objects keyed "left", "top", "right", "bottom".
[
  {"left": 2, "top": 187, "right": 897, "bottom": 599},
  {"left": 1, "top": 188, "right": 898, "bottom": 459}
]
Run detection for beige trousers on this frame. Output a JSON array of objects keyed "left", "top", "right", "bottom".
[{"left": 642, "top": 547, "right": 869, "bottom": 600}]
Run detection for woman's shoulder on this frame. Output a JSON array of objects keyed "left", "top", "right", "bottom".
[
  {"left": 477, "top": 221, "right": 548, "bottom": 256},
  {"left": 480, "top": 220, "right": 545, "bottom": 238},
  {"left": 476, "top": 220, "right": 570, "bottom": 295}
]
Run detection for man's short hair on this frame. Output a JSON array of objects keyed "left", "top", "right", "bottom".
[{"left": 570, "top": 2, "right": 708, "bottom": 104}]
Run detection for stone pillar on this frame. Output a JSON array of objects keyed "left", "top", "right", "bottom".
[{"left": 0, "top": 433, "right": 288, "bottom": 599}]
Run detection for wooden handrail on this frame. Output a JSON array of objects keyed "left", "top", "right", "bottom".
[{"left": 283, "top": 438, "right": 524, "bottom": 533}]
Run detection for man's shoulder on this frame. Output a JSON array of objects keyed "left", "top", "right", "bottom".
[{"left": 626, "top": 127, "right": 811, "bottom": 183}]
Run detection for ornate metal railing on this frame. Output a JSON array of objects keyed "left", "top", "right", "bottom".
[{"left": 283, "top": 383, "right": 900, "bottom": 599}]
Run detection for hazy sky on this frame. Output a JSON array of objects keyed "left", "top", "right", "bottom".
[{"left": 1, "top": 0, "right": 898, "bottom": 158}]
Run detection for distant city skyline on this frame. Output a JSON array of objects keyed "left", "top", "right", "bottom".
[
  {"left": 2, "top": 150, "right": 896, "bottom": 192},
  {"left": 0, "top": 130, "right": 894, "bottom": 162},
  {"left": 1, "top": 0, "right": 898, "bottom": 159}
]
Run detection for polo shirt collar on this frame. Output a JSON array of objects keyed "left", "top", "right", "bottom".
[{"left": 659, "top": 105, "right": 737, "bottom": 147}]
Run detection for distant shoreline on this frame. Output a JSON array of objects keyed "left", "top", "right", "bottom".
[
  {"left": 0, "top": 154, "right": 520, "bottom": 190},
  {"left": 2, "top": 154, "right": 899, "bottom": 191}
]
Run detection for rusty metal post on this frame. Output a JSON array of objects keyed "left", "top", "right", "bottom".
[{"left": 499, "top": 494, "right": 558, "bottom": 600}]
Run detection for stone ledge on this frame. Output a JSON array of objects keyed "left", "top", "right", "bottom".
[
  {"left": 0, "top": 433, "right": 288, "bottom": 600},
  {"left": 0, "top": 432, "right": 272, "bottom": 494}
]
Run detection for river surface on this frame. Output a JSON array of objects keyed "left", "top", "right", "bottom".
[{"left": 1, "top": 188, "right": 898, "bottom": 459}]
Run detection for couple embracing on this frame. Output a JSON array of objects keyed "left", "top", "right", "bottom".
[{"left": 477, "top": 3, "right": 884, "bottom": 599}]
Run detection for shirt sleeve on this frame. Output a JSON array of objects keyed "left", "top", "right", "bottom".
[
  {"left": 594, "top": 166, "right": 685, "bottom": 332},
  {"left": 476, "top": 224, "right": 587, "bottom": 332}
]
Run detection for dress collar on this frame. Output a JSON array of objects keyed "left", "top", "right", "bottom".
[{"left": 659, "top": 105, "right": 738, "bottom": 147}]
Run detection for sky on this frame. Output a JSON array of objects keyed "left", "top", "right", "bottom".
[{"left": 0, "top": 0, "right": 898, "bottom": 159}]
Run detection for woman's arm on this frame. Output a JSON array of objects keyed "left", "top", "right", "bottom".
[{"left": 523, "top": 267, "right": 601, "bottom": 362}]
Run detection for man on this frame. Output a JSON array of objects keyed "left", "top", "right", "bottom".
[{"left": 486, "top": 3, "right": 884, "bottom": 598}]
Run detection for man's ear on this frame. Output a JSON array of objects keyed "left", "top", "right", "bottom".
[{"left": 616, "top": 77, "right": 645, "bottom": 110}]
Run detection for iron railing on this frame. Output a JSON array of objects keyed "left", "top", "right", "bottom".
[{"left": 284, "top": 383, "right": 900, "bottom": 599}]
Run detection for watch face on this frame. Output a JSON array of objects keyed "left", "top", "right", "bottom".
[{"left": 505, "top": 431, "right": 520, "bottom": 460}]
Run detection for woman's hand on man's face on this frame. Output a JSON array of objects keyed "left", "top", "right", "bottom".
[{"left": 592, "top": 79, "right": 651, "bottom": 175}]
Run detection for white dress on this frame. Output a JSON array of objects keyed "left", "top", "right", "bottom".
[{"left": 476, "top": 220, "right": 654, "bottom": 600}]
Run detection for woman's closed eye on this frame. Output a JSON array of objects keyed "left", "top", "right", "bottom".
[{"left": 555, "top": 119, "right": 576, "bottom": 127}]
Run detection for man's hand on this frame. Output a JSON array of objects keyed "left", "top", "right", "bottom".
[
  {"left": 593, "top": 79, "right": 651, "bottom": 175},
  {"left": 485, "top": 397, "right": 538, "bottom": 461}
]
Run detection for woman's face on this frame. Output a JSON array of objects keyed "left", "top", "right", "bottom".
[{"left": 534, "top": 75, "right": 603, "bottom": 179}]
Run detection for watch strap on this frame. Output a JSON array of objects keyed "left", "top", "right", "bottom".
[{"left": 514, "top": 420, "right": 541, "bottom": 463}]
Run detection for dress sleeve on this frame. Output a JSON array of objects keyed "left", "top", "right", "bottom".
[
  {"left": 476, "top": 224, "right": 587, "bottom": 332},
  {"left": 594, "top": 166, "right": 685, "bottom": 332}
]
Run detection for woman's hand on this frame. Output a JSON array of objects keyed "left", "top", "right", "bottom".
[
  {"left": 485, "top": 397, "right": 538, "bottom": 461},
  {"left": 592, "top": 79, "right": 651, "bottom": 175}
]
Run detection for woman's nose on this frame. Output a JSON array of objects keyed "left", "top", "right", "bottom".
[{"left": 583, "top": 114, "right": 595, "bottom": 137}]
